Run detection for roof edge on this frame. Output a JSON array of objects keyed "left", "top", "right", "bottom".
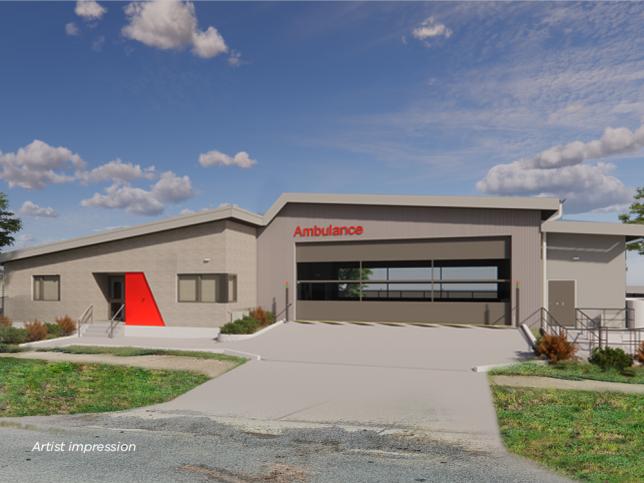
[
  {"left": 0, "top": 205, "right": 263, "bottom": 263},
  {"left": 262, "top": 192, "right": 560, "bottom": 223},
  {"left": 542, "top": 220, "right": 644, "bottom": 240}
]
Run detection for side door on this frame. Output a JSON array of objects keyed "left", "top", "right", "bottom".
[{"left": 548, "top": 280, "right": 576, "bottom": 326}]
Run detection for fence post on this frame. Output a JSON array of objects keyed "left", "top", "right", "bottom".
[
  {"left": 285, "top": 282, "right": 289, "bottom": 322},
  {"left": 515, "top": 282, "right": 520, "bottom": 327}
]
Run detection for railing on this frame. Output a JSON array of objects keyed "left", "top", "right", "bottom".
[
  {"left": 571, "top": 308, "right": 603, "bottom": 349},
  {"left": 520, "top": 307, "right": 567, "bottom": 337},
  {"left": 77, "top": 304, "right": 93, "bottom": 337},
  {"left": 576, "top": 307, "right": 632, "bottom": 329},
  {"left": 108, "top": 304, "right": 125, "bottom": 338},
  {"left": 274, "top": 302, "right": 293, "bottom": 322}
]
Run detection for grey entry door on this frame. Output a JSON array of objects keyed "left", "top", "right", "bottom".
[
  {"left": 548, "top": 280, "right": 575, "bottom": 326},
  {"left": 108, "top": 276, "right": 125, "bottom": 321}
]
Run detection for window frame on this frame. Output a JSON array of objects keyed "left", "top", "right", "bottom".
[
  {"left": 177, "top": 273, "right": 237, "bottom": 303},
  {"left": 33, "top": 275, "right": 60, "bottom": 302}
]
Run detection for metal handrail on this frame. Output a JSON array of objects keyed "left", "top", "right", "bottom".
[
  {"left": 77, "top": 304, "right": 93, "bottom": 337},
  {"left": 107, "top": 304, "right": 125, "bottom": 338},
  {"left": 274, "top": 302, "right": 293, "bottom": 321}
]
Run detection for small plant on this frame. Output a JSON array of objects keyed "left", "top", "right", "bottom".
[
  {"left": 0, "top": 326, "right": 28, "bottom": 344},
  {"left": 636, "top": 341, "right": 644, "bottom": 364},
  {"left": 45, "top": 323, "right": 62, "bottom": 338},
  {"left": 0, "top": 315, "right": 12, "bottom": 327},
  {"left": 55, "top": 315, "right": 77, "bottom": 336},
  {"left": 248, "top": 307, "right": 275, "bottom": 327},
  {"left": 24, "top": 320, "right": 48, "bottom": 342},
  {"left": 589, "top": 347, "right": 632, "bottom": 371},
  {"left": 0, "top": 343, "right": 23, "bottom": 353},
  {"left": 220, "top": 316, "right": 261, "bottom": 335},
  {"left": 536, "top": 333, "right": 577, "bottom": 363}
]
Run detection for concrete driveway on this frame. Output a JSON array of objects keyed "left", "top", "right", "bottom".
[{"left": 156, "top": 322, "right": 532, "bottom": 449}]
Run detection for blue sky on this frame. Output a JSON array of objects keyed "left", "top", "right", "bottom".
[{"left": 1, "top": 1, "right": 643, "bottom": 281}]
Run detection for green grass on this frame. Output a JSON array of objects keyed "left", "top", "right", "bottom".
[
  {"left": 38, "top": 345, "right": 247, "bottom": 365},
  {"left": 0, "top": 357, "right": 209, "bottom": 417},
  {"left": 492, "top": 386, "right": 644, "bottom": 482},
  {"left": 490, "top": 361, "right": 644, "bottom": 385}
]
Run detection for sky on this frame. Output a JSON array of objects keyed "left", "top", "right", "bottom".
[{"left": 0, "top": 1, "right": 643, "bottom": 282}]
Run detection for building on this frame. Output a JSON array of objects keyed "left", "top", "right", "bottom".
[{"left": 1, "top": 193, "right": 643, "bottom": 334}]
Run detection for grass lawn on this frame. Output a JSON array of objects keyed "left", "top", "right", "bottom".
[
  {"left": 38, "top": 345, "right": 247, "bottom": 365},
  {"left": 490, "top": 361, "right": 644, "bottom": 385},
  {"left": 492, "top": 386, "right": 644, "bottom": 482},
  {"left": 0, "top": 357, "right": 209, "bottom": 417}
]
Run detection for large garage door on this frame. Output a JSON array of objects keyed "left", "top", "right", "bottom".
[{"left": 296, "top": 237, "right": 511, "bottom": 324}]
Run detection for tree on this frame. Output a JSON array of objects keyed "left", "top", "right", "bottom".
[
  {"left": 619, "top": 187, "right": 644, "bottom": 255},
  {"left": 0, "top": 193, "right": 22, "bottom": 250}
]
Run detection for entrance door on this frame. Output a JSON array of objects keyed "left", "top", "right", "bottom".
[
  {"left": 108, "top": 276, "right": 125, "bottom": 320},
  {"left": 548, "top": 280, "right": 575, "bottom": 326}
]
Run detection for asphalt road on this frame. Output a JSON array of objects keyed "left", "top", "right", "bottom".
[{"left": 0, "top": 412, "right": 570, "bottom": 483}]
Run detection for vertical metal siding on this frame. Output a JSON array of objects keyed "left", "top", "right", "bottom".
[{"left": 258, "top": 203, "right": 543, "bottom": 324}]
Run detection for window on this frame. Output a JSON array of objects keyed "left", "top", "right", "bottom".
[
  {"left": 33, "top": 275, "right": 60, "bottom": 301},
  {"left": 296, "top": 259, "right": 510, "bottom": 302},
  {"left": 177, "top": 274, "right": 237, "bottom": 303}
]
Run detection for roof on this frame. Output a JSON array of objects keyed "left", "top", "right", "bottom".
[
  {"left": 0, "top": 204, "right": 263, "bottom": 263},
  {"left": 0, "top": 192, "right": 560, "bottom": 263},
  {"left": 627, "top": 286, "right": 644, "bottom": 296},
  {"left": 542, "top": 220, "right": 644, "bottom": 241},
  {"left": 263, "top": 193, "right": 560, "bottom": 222}
]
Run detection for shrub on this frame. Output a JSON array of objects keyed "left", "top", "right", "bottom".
[
  {"left": 0, "top": 326, "right": 28, "bottom": 344},
  {"left": 0, "top": 343, "right": 23, "bottom": 353},
  {"left": 636, "top": 341, "right": 644, "bottom": 364},
  {"left": 589, "top": 347, "right": 632, "bottom": 371},
  {"left": 220, "top": 316, "right": 261, "bottom": 335},
  {"left": 45, "top": 322, "right": 62, "bottom": 338},
  {"left": 55, "top": 315, "right": 76, "bottom": 336},
  {"left": 0, "top": 315, "right": 12, "bottom": 327},
  {"left": 536, "top": 333, "right": 577, "bottom": 363},
  {"left": 248, "top": 307, "right": 275, "bottom": 327},
  {"left": 24, "top": 320, "right": 48, "bottom": 342}
]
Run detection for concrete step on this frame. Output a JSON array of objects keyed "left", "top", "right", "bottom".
[{"left": 81, "top": 321, "right": 123, "bottom": 338}]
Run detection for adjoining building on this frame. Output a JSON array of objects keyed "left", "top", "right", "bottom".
[{"left": 1, "top": 193, "right": 642, "bottom": 335}]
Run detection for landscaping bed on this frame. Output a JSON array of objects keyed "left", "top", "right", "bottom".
[
  {"left": 490, "top": 361, "right": 644, "bottom": 385},
  {"left": 0, "top": 357, "right": 208, "bottom": 417},
  {"left": 38, "top": 345, "right": 247, "bottom": 365},
  {"left": 219, "top": 307, "right": 277, "bottom": 335},
  {"left": 491, "top": 386, "right": 644, "bottom": 482}
]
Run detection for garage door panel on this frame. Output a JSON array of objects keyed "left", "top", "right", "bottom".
[
  {"left": 297, "top": 237, "right": 509, "bottom": 262},
  {"left": 297, "top": 300, "right": 509, "bottom": 324}
]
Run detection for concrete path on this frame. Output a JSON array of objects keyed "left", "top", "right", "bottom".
[
  {"left": 146, "top": 323, "right": 531, "bottom": 450},
  {"left": 3, "top": 351, "right": 237, "bottom": 378},
  {"left": 491, "top": 375, "right": 644, "bottom": 394},
  {"left": 30, "top": 323, "right": 535, "bottom": 448},
  {"left": 0, "top": 323, "right": 573, "bottom": 482}
]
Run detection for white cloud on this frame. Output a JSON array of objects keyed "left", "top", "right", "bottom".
[
  {"left": 80, "top": 159, "right": 157, "bottom": 184},
  {"left": 198, "top": 150, "right": 256, "bottom": 168},
  {"left": 122, "top": 0, "right": 228, "bottom": 59},
  {"left": 0, "top": 140, "right": 84, "bottom": 189},
  {"left": 19, "top": 201, "right": 58, "bottom": 218},
  {"left": 522, "top": 125, "right": 644, "bottom": 169},
  {"left": 412, "top": 17, "right": 452, "bottom": 43},
  {"left": 65, "top": 22, "right": 79, "bottom": 36},
  {"left": 81, "top": 184, "right": 165, "bottom": 216},
  {"left": 75, "top": 0, "right": 106, "bottom": 20},
  {"left": 152, "top": 171, "right": 194, "bottom": 203},
  {"left": 227, "top": 50, "right": 242, "bottom": 67},
  {"left": 81, "top": 171, "right": 194, "bottom": 216},
  {"left": 476, "top": 125, "right": 643, "bottom": 213},
  {"left": 14, "top": 233, "right": 35, "bottom": 249}
]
